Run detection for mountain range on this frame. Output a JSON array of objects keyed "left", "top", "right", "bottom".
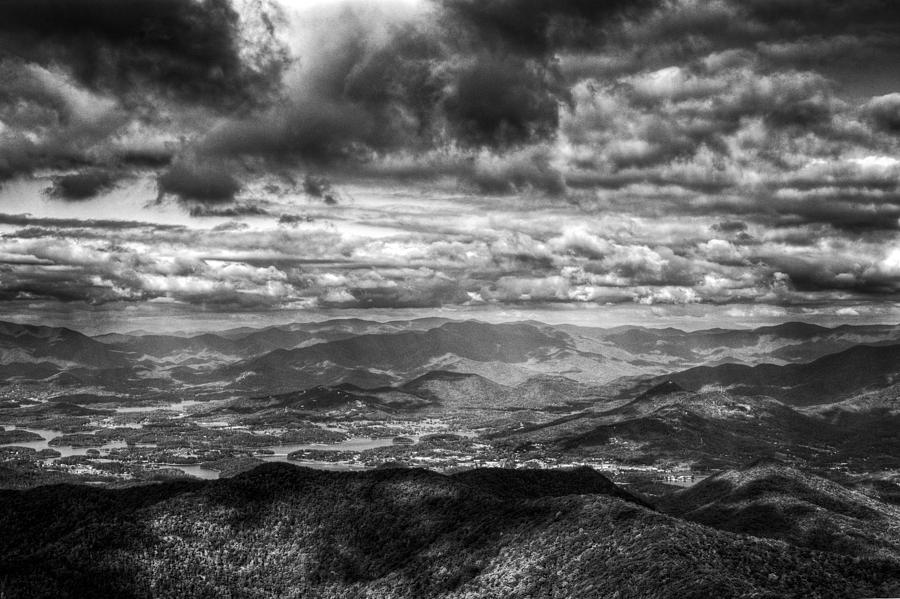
[
  {"left": 637, "top": 342, "right": 900, "bottom": 406},
  {"left": 4, "top": 317, "right": 900, "bottom": 470},
  {"left": 2, "top": 317, "right": 899, "bottom": 395}
]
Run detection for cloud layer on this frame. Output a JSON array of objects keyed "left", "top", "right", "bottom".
[{"left": 3, "top": 0, "right": 900, "bottom": 319}]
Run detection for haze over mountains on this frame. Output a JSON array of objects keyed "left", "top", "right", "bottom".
[
  {"left": 4, "top": 317, "right": 900, "bottom": 391},
  {"left": 649, "top": 343, "right": 900, "bottom": 406},
  {"left": 3, "top": 316, "right": 900, "bottom": 473}
]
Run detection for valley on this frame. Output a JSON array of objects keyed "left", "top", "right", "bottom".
[{"left": 2, "top": 317, "right": 900, "bottom": 489}]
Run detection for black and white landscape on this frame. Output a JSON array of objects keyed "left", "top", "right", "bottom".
[
  {"left": 3, "top": 0, "right": 900, "bottom": 597},
  {"left": 2, "top": 318, "right": 900, "bottom": 596}
]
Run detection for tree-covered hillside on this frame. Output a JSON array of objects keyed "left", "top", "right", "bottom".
[{"left": 1, "top": 463, "right": 898, "bottom": 598}]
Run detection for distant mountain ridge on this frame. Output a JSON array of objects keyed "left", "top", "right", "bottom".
[
  {"left": 211, "top": 320, "right": 579, "bottom": 392},
  {"left": 562, "top": 320, "right": 900, "bottom": 367},
  {"left": 2, "top": 318, "right": 900, "bottom": 412},
  {"left": 0, "top": 321, "right": 130, "bottom": 369},
  {"left": 655, "top": 342, "right": 900, "bottom": 405}
]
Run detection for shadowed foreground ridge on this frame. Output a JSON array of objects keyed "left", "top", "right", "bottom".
[
  {"left": 660, "top": 458, "right": 900, "bottom": 559},
  {"left": 1, "top": 463, "right": 899, "bottom": 599}
]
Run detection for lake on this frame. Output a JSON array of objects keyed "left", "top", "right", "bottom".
[
  {"left": 0, "top": 424, "right": 477, "bottom": 480},
  {"left": 113, "top": 400, "right": 204, "bottom": 414},
  {"left": 0, "top": 427, "right": 128, "bottom": 457}
]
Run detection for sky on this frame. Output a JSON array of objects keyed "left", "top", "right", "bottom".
[{"left": 3, "top": 0, "right": 900, "bottom": 332}]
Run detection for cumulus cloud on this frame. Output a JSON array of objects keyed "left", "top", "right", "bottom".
[
  {"left": 0, "top": 0, "right": 288, "bottom": 110},
  {"left": 197, "top": 0, "right": 614, "bottom": 171},
  {"left": 0, "top": 0, "right": 286, "bottom": 184},
  {"left": 3, "top": 0, "right": 900, "bottom": 316},
  {"left": 468, "top": 147, "right": 566, "bottom": 195}
]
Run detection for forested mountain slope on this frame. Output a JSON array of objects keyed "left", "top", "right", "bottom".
[{"left": 0, "top": 463, "right": 898, "bottom": 599}]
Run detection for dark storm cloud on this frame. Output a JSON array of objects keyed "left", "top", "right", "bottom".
[
  {"left": 116, "top": 147, "right": 174, "bottom": 169},
  {"left": 193, "top": 6, "right": 433, "bottom": 164},
  {"left": 648, "top": 189, "right": 900, "bottom": 233},
  {"left": 741, "top": 0, "right": 900, "bottom": 35},
  {"left": 189, "top": 204, "right": 270, "bottom": 217},
  {"left": 0, "top": 135, "right": 37, "bottom": 181},
  {"left": 444, "top": 55, "right": 561, "bottom": 147},
  {"left": 440, "top": 0, "right": 652, "bottom": 56},
  {"left": 47, "top": 170, "right": 118, "bottom": 200},
  {"left": 0, "top": 277, "right": 121, "bottom": 304},
  {"left": 0, "top": 0, "right": 287, "bottom": 184},
  {"left": 0, "top": 58, "right": 123, "bottom": 180},
  {"left": 200, "top": 102, "right": 374, "bottom": 165},
  {"left": 200, "top": 24, "right": 440, "bottom": 164},
  {"left": 157, "top": 161, "right": 242, "bottom": 203},
  {"left": 200, "top": 0, "right": 657, "bottom": 171},
  {"left": 775, "top": 201, "right": 900, "bottom": 232},
  {"left": 0, "top": 0, "right": 895, "bottom": 182},
  {"left": 0, "top": 0, "right": 288, "bottom": 111},
  {"left": 863, "top": 94, "right": 900, "bottom": 134},
  {"left": 6, "top": 0, "right": 900, "bottom": 313},
  {"left": 711, "top": 221, "right": 749, "bottom": 234},
  {"left": 759, "top": 251, "right": 900, "bottom": 296},
  {"left": 0, "top": 213, "right": 184, "bottom": 231}
]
